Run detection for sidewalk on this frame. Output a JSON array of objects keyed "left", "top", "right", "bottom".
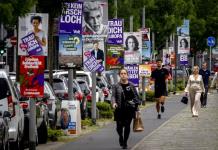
[{"left": 132, "top": 92, "right": 218, "bottom": 150}]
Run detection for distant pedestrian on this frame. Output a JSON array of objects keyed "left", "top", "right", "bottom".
[
  {"left": 185, "top": 66, "right": 205, "bottom": 117},
  {"left": 199, "top": 62, "right": 210, "bottom": 107},
  {"left": 112, "top": 68, "right": 141, "bottom": 149},
  {"left": 150, "top": 59, "right": 169, "bottom": 119}
]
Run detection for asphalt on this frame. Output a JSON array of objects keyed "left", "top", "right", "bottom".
[
  {"left": 132, "top": 90, "right": 218, "bottom": 150},
  {"left": 36, "top": 93, "right": 186, "bottom": 150}
]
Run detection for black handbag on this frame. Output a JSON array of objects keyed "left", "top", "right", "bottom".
[
  {"left": 125, "top": 100, "right": 136, "bottom": 109},
  {"left": 181, "top": 96, "right": 188, "bottom": 104}
]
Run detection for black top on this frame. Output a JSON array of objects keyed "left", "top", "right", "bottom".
[
  {"left": 199, "top": 69, "right": 210, "bottom": 86},
  {"left": 121, "top": 83, "right": 135, "bottom": 101},
  {"left": 151, "top": 68, "right": 169, "bottom": 88}
]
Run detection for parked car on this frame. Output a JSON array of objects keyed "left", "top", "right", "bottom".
[
  {"left": 45, "top": 75, "right": 68, "bottom": 100},
  {"left": 44, "top": 81, "right": 61, "bottom": 129},
  {"left": 0, "top": 111, "right": 10, "bottom": 150},
  {"left": 96, "top": 76, "right": 112, "bottom": 103},
  {"left": 13, "top": 82, "right": 48, "bottom": 145},
  {"left": 0, "top": 70, "right": 24, "bottom": 150}
]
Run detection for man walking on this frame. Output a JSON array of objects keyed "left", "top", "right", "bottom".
[
  {"left": 199, "top": 62, "right": 210, "bottom": 108},
  {"left": 150, "top": 59, "right": 169, "bottom": 119}
]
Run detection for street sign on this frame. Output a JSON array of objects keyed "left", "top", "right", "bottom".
[{"left": 207, "top": 36, "right": 216, "bottom": 47}]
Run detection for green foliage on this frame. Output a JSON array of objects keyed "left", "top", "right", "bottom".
[
  {"left": 81, "top": 118, "right": 94, "bottom": 127},
  {"left": 0, "top": 0, "right": 37, "bottom": 24},
  {"left": 47, "top": 128, "right": 64, "bottom": 141},
  {"left": 96, "top": 102, "right": 113, "bottom": 119},
  {"left": 146, "top": 91, "right": 155, "bottom": 102}
]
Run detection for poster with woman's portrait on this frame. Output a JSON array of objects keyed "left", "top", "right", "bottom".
[
  {"left": 18, "top": 13, "right": 48, "bottom": 56},
  {"left": 123, "top": 32, "right": 142, "bottom": 64},
  {"left": 178, "top": 36, "right": 190, "bottom": 54}
]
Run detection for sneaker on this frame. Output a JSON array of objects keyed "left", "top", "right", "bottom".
[
  {"left": 161, "top": 105, "right": 165, "bottom": 113},
  {"left": 157, "top": 114, "right": 161, "bottom": 119}
]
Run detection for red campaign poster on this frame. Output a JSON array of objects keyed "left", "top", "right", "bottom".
[{"left": 20, "top": 56, "right": 45, "bottom": 98}]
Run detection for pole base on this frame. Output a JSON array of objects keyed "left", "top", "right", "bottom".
[{"left": 29, "top": 141, "right": 36, "bottom": 150}]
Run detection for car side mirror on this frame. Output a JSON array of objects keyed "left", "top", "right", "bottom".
[{"left": 3, "top": 111, "right": 11, "bottom": 118}]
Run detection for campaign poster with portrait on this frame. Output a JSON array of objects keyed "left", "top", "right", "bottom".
[
  {"left": 106, "top": 45, "right": 124, "bottom": 70},
  {"left": 18, "top": 13, "right": 48, "bottom": 56},
  {"left": 123, "top": 32, "right": 142, "bottom": 64},
  {"left": 124, "top": 64, "right": 139, "bottom": 87},
  {"left": 178, "top": 36, "right": 190, "bottom": 54},
  {"left": 141, "top": 28, "right": 151, "bottom": 61},
  {"left": 107, "top": 19, "right": 123, "bottom": 44},
  {"left": 19, "top": 56, "right": 45, "bottom": 98},
  {"left": 79, "top": 0, "right": 108, "bottom": 35},
  {"left": 59, "top": 2, "right": 83, "bottom": 34},
  {"left": 59, "top": 34, "right": 82, "bottom": 67},
  {"left": 83, "top": 35, "right": 105, "bottom": 72},
  {"left": 162, "top": 49, "right": 170, "bottom": 65}
]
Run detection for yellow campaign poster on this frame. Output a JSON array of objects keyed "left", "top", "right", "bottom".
[{"left": 139, "top": 64, "right": 151, "bottom": 78}]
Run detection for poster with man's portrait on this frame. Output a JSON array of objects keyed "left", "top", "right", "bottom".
[
  {"left": 123, "top": 32, "right": 142, "bottom": 64},
  {"left": 178, "top": 36, "right": 190, "bottom": 54},
  {"left": 18, "top": 13, "right": 48, "bottom": 56},
  {"left": 79, "top": 0, "right": 108, "bottom": 35},
  {"left": 83, "top": 35, "right": 105, "bottom": 72}
]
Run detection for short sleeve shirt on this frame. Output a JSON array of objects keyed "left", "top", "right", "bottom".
[
  {"left": 199, "top": 69, "right": 210, "bottom": 85},
  {"left": 151, "top": 68, "right": 169, "bottom": 88}
]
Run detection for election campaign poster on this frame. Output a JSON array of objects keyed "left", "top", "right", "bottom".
[
  {"left": 141, "top": 28, "right": 151, "bottom": 61},
  {"left": 79, "top": 0, "right": 108, "bottom": 35},
  {"left": 139, "top": 64, "right": 151, "bottom": 78},
  {"left": 19, "top": 56, "right": 45, "bottom": 98},
  {"left": 60, "top": 100, "right": 81, "bottom": 135},
  {"left": 162, "top": 49, "right": 170, "bottom": 65},
  {"left": 177, "top": 19, "right": 189, "bottom": 36},
  {"left": 107, "top": 19, "right": 123, "bottom": 44},
  {"left": 18, "top": 13, "right": 48, "bottom": 56},
  {"left": 59, "top": 2, "right": 83, "bottom": 34},
  {"left": 124, "top": 64, "right": 139, "bottom": 87},
  {"left": 83, "top": 35, "right": 105, "bottom": 72},
  {"left": 178, "top": 36, "right": 190, "bottom": 54},
  {"left": 123, "top": 32, "right": 142, "bottom": 64},
  {"left": 106, "top": 45, "right": 124, "bottom": 70},
  {"left": 59, "top": 34, "right": 82, "bottom": 67}
]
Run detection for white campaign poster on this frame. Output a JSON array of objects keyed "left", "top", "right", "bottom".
[
  {"left": 60, "top": 100, "right": 81, "bottom": 136},
  {"left": 18, "top": 13, "right": 48, "bottom": 56},
  {"left": 123, "top": 32, "right": 142, "bottom": 64},
  {"left": 178, "top": 36, "right": 190, "bottom": 54}
]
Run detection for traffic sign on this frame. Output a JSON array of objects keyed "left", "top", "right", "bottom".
[{"left": 207, "top": 36, "right": 216, "bottom": 47}]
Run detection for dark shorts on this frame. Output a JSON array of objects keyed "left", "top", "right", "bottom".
[{"left": 155, "top": 86, "right": 166, "bottom": 98}]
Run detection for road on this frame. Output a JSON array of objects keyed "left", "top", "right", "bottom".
[{"left": 56, "top": 94, "right": 186, "bottom": 150}]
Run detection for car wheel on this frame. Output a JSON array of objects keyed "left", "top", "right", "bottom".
[{"left": 37, "top": 120, "right": 48, "bottom": 144}]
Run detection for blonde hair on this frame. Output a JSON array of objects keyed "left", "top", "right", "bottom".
[{"left": 192, "top": 66, "right": 199, "bottom": 73}]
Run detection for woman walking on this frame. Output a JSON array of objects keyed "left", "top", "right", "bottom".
[
  {"left": 112, "top": 68, "right": 141, "bottom": 149},
  {"left": 185, "top": 66, "right": 205, "bottom": 117}
]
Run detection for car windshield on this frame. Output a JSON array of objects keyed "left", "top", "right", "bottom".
[
  {"left": 0, "top": 78, "right": 9, "bottom": 99},
  {"left": 78, "top": 81, "right": 89, "bottom": 91},
  {"left": 53, "top": 79, "right": 66, "bottom": 90},
  {"left": 76, "top": 75, "right": 89, "bottom": 85}
]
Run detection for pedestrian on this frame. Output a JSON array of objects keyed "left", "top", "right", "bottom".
[
  {"left": 150, "top": 59, "right": 169, "bottom": 119},
  {"left": 185, "top": 66, "right": 205, "bottom": 117},
  {"left": 112, "top": 68, "right": 141, "bottom": 149},
  {"left": 199, "top": 62, "right": 210, "bottom": 107}
]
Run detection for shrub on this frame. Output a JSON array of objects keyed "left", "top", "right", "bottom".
[
  {"left": 145, "top": 91, "right": 155, "bottom": 102},
  {"left": 97, "top": 102, "right": 113, "bottom": 119},
  {"left": 48, "top": 128, "right": 64, "bottom": 141},
  {"left": 81, "top": 118, "right": 94, "bottom": 127}
]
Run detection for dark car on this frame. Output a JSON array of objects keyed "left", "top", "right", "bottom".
[{"left": 0, "top": 111, "right": 10, "bottom": 150}]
